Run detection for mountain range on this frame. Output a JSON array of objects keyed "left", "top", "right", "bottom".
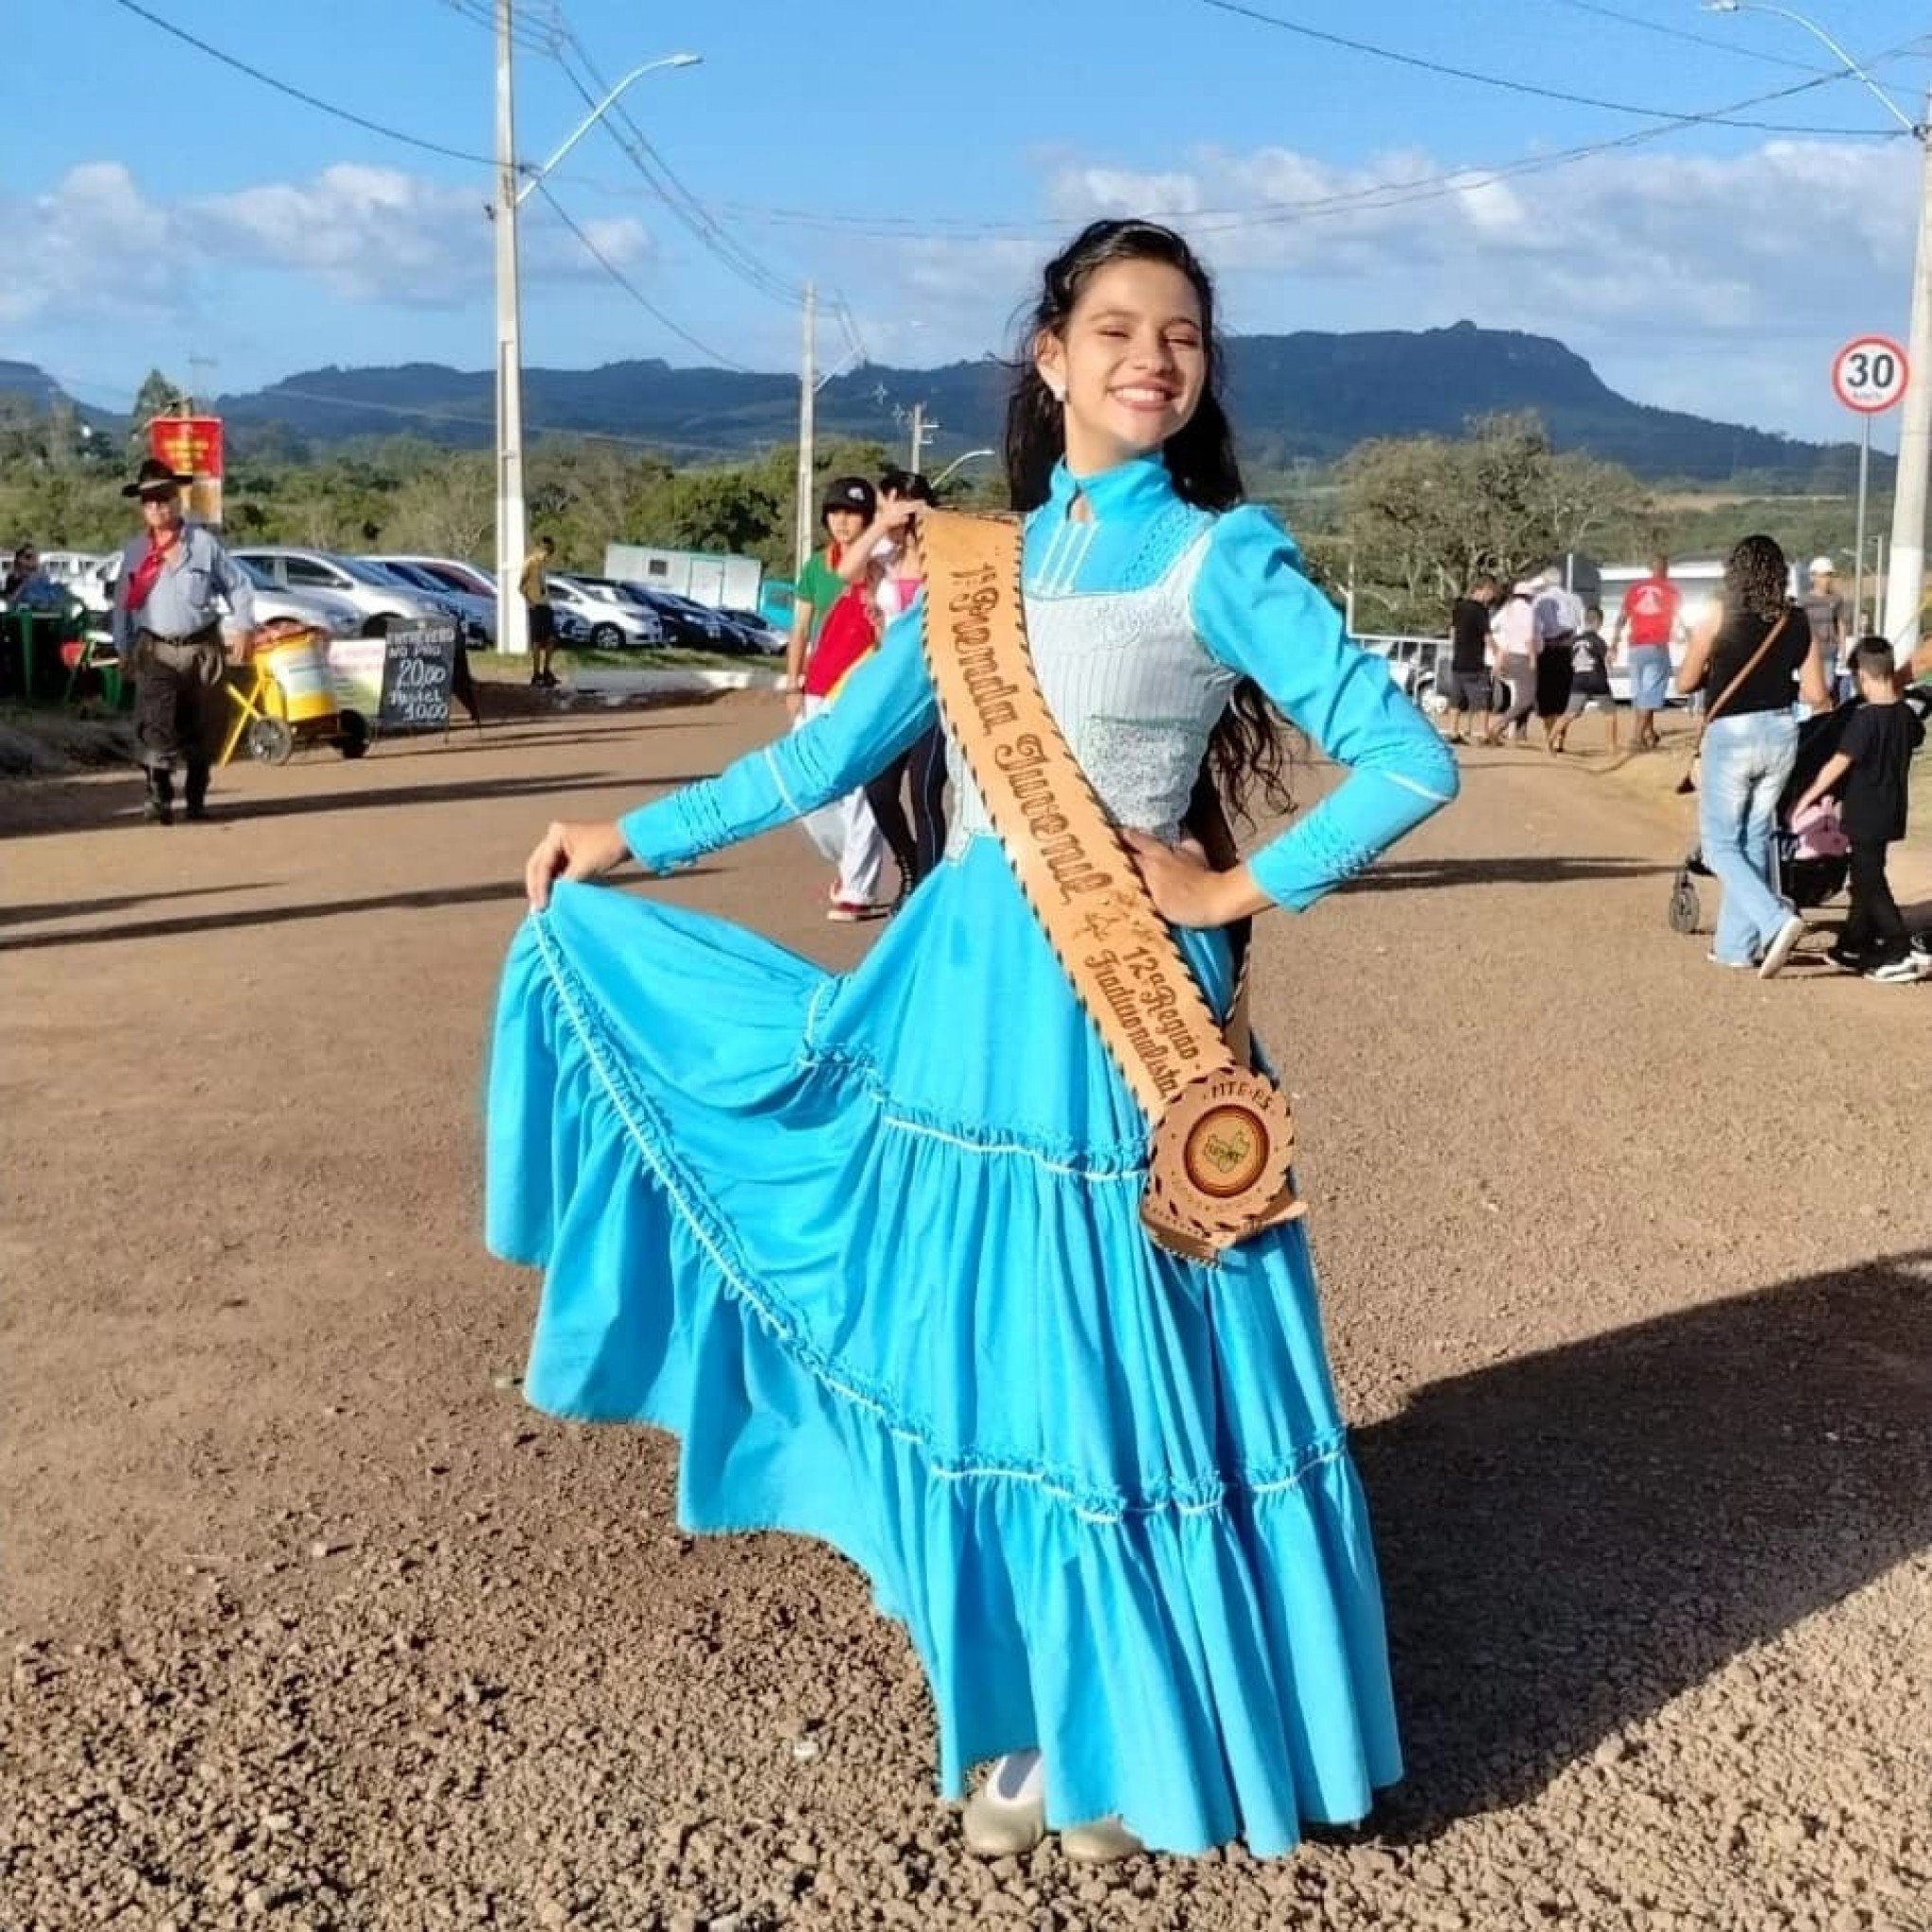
[{"left": 2, "top": 327, "right": 1872, "bottom": 487}]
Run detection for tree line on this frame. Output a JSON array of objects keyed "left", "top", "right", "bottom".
[{"left": 0, "top": 377, "right": 1877, "bottom": 624}]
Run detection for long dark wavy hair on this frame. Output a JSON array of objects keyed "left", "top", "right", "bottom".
[
  {"left": 1725, "top": 534, "right": 1791, "bottom": 625},
  {"left": 1004, "top": 218, "right": 1294, "bottom": 824}
]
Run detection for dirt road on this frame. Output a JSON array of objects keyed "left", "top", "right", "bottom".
[{"left": 3, "top": 700, "right": 1926, "bottom": 1932}]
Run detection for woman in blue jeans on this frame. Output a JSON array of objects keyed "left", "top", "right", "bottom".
[{"left": 1675, "top": 535, "right": 1830, "bottom": 977}]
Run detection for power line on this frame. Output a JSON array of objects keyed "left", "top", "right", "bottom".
[
  {"left": 1193, "top": 0, "right": 1908, "bottom": 136},
  {"left": 104, "top": 0, "right": 500, "bottom": 169},
  {"left": 551, "top": 35, "right": 804, "bottom": 306},
  {"left": 535, "top": 186, "right": 755, "bottom": 371},
  {"left": 439, "top": 0, "right": 561, "bottom": 56},
  {"left": 1544, "top": 0, "right": 1829, "bottom": 72},
  {"left": 661, "top": 40, "right": 1929, "bottom": 247}
]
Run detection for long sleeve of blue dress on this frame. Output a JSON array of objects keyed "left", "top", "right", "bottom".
[
  {"left": 1190, "top": 507, "right": 1459, "bottom": 910},
  {"left": 618, "top": 612, "right": 938, "bottom": 872}
]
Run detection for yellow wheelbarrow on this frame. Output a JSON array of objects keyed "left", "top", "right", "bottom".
[{"left": 219, "top": 623, "right": 369, "bottom": 766}]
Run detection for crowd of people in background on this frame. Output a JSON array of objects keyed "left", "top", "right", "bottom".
[{"left": 1445, "top": 542, "right": 1927, "bottom": 985}]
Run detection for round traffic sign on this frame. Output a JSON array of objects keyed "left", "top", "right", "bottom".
[{"left": 1832, "top": 334, "right": 1909, "bottom": 413}]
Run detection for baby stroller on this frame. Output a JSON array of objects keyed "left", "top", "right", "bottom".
[
  {"left": 1666, "top": 682, "right": 1932, "bottom": 937},
  {"left": 1667, "top": 704, "right": 1855, "bottom": 937}
]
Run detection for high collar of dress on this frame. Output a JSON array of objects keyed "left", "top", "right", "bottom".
[{"left": 1046, "top": 454, "right": 1174, "bottom": 523}]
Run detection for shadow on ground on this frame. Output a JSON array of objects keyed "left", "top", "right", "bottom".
[
  {"left": 0, "top": 871, "right": 719, "bottom": 951},
  {"left": 1345, "top": 856, "right": 1673, "bottom": 893},
  {"left": 1358, "top": 1248, "right": 1932, "bottom": 1836}
]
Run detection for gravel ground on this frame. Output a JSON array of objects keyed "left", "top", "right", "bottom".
[{"left": 2, "top": 699, "right": 1927, "bottom": 1932}]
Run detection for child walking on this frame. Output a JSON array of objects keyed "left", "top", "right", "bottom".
[
  {"left": 489, "top": 219, "right": 1458, "bottom": 1860},
  {"left": 1549, "top": 604, "right": 1619, "bottom": 755},
  {"left": 1790, "top": 636, "right": 1927, "bottom": 981}
]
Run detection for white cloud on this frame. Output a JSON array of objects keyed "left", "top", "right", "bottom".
[
  {"left": 2, "top": 161, "right": 655, "bottom": 322},
  {"left": 867, "top": 135, "right": 1921, "bottom": 438}
]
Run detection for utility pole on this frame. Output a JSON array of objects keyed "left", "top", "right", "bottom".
[
  {"left": 1881, "top": 86, "right": 1932, "bottom": 665},
  {"left": 907, "top": 402, "right": 936, "bottom": 475},
  {"left": 795, "top": 282, "right": 816, "bottom": 577},
  {"left": 493, "top": 0, "right": 528, "bottom": 656}
]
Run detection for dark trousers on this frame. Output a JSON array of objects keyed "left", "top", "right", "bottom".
[
  {"left": 863, "top": 725, "right": 948, "bottom": 892},
  {"left": 133, "top": 627, "right": 224, "bottom": 800},
  {"left": 1842, "top": 839, "right": 1907, "bottom": 963}
]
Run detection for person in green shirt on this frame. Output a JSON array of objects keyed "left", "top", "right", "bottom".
[
  {"left": 781, "top": 476, "right": 892, "bottom": 918},
  {"left": 782, "top": 476, "right": 874, "bottom": 716}
]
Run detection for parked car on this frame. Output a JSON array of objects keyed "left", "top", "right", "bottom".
[
  {"left": 546, "top": 573, "right": 666, "bottom": 649},
  {"left": 371, "top": 554, "right": 496, "bottom": 600},
  {"left": 601, "top": 581, "right": 778, "bottom": 655},
  {"left": 231, "top": 546, "right": 457, "bottom": 637},
  {"left": 718, "top": 605, "right": 790, "bottom": 655},
  {"left": 73, "top": 551, "right": 364, "bottom": 641},
  {"left": 362, "top": 556, "right": 494, "bottom": 645},
  {"left": 31, "top": 549, "right": 109, "bottom": 588}
]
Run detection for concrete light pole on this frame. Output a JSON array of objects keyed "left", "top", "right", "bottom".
[
  {"left": 1704, "top": 1, "right": 1929, "bottom": 665},
  {"left": 493, "top": 7, "right": 700, "bottom": 653}
]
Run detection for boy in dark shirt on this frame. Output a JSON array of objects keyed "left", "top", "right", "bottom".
[
  {"left": 1791, "top": 636, "right": 1927, "bottom": 982},
  {"left": 1442, "top": 575, "right": 1498, "bottom": 745},
  {"left": 1549, "top": 604, "right": 1618, "bottom": 755}
]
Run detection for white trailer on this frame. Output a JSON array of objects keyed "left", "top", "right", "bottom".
[{"left": 602, "top": 544, "right": 763, "bottom": 611}]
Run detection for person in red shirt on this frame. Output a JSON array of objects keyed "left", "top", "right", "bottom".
[
  {"left": 783, "top": 477, "right": 891, "bottom": 920},
  {"left": 1612, "top": 555, "right": 1682, "bottom": 751}
]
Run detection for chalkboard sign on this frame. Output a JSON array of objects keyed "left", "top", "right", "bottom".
[{"left": 377, "top": 624, "right": 457, "bottom": 732}]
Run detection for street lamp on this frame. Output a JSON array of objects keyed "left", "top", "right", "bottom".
[
  {"left": 1703, "top": 0, "right": 1930, "bottom": 664},
  {"left": 493, "top": 28, "right": 701, "bottom": 655},
  {"left": 930, "top": 448, "right": 997, "bottom": 490}
]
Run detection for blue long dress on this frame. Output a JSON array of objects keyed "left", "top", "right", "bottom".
[{"left": 486, "top": 455, "right": 1460, "bottom": 1856}]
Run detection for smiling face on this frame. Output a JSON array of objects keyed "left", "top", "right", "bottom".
[{"left": 1034, "top": 257, "right": 1208, "bottom": 477}]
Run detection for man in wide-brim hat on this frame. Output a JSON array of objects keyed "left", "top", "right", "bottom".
[{"left": 111, "top": 456, "right": 256, "bottom": 824}]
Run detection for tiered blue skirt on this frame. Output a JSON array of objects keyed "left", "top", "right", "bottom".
[{"left": 485, "top": 838, "right": 1402, "bottom": 1855}]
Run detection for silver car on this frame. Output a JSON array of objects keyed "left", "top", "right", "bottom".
[
  {"left": 362, "top": 557, "right": 495, "bottom": 645},
  {"left": 231, "top": 546, "right": 456, "bottom": 636},
  {"left": 547, "top": 573, "right": 666, "bottom": 649},
  {"left": 75, "top": 551, "right": 364, "bottom": 640}
]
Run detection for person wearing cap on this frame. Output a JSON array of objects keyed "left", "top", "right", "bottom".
[
  {"left": 1800, "top": 556, "right": 1847, "bottom": 700},
  {"left": 781, "top": 475, "right": 890, "bottom": 919},
  {"left": 112, "top": 456, "right": 255, "bottom": 824}
]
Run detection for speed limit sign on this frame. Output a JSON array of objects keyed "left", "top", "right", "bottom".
[{"left": 1832, "top": 334, "right": 1909, "bottom": 413}]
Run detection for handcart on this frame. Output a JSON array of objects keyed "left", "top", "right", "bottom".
[{"left": 219, "top": 621, "right": 368, "bottom": 766}]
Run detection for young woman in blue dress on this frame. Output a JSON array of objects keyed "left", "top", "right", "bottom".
[{"left": 493, "top": 219, "right": 1458, "bottom": 1861}]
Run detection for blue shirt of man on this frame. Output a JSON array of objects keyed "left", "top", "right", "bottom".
[{"left": 112, "top": 519, "right": 255, "bottom": 661}]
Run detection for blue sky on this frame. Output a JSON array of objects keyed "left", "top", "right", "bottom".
[{"left": 9, "top": 0, "right": 1931, "bottom": 442}]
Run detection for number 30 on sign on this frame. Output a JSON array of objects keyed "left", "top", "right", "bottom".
[{"left": 1832, "top": 335, "right": 1909, "bottom": 414}]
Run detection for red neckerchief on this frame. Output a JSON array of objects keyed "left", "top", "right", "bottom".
[{"left": 123, "top": 528, "right": 180, "bottom": 615}]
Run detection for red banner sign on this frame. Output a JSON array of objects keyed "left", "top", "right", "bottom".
[{"left": 148, "top": 415, "right": 225, "bottom": 526}]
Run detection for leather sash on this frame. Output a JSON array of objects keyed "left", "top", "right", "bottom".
[{"left": 920, "top": 510, "right": 1304, "bottom": 1262}]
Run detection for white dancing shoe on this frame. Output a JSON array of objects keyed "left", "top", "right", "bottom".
[
  {"left": 960, "top": 1751, "right": 1145, "bottom": 1864},
  {"left": 1061, "top": 1814, "right": 1146, "bottom": 1865},
  {"left": 962, "top": 1750, "right": 1046, "bottom": 1856}
]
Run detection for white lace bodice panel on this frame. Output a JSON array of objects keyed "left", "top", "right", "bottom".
[{"left": 943, "top": 528, "right": 1233, "bottom": 856}]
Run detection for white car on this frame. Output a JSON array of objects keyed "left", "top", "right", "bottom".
[
  {"left": 74, "top": 551, "right": 363, "bottom": 640},
  {"left": 232, "top": 546, "right": 457, "bottom": 636},
  {"left": 547, "top": 573, "right": 666, "bottom": 649}
]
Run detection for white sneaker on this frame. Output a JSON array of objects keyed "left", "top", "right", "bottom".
[
  {"left": 1758, "top": 913, "right": 1807, "bottom": 980},
  {"left": 961, "top": 1751, "right": 1046, "bottom": 1857},
  {"left": 1865, "top": 956, "right": 1926, "bottom": 984}
]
